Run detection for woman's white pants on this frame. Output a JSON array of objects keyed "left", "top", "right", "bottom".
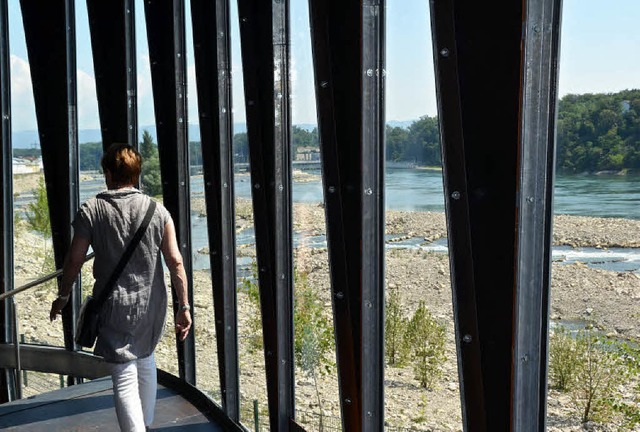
[{"left": 109, "top": 353, "right": 157, "bottom": 432}]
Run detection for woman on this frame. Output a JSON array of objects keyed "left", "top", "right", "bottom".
[{"left": 49, "top": 143, "right": 192, "bottom": 432}]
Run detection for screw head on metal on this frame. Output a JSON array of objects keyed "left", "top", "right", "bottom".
[
  {"left": 451, "top": 191, "right": 461, "bottom": 200},
  {"left": 440, "top": 48, "right": 450, "bottom": 57},
  {"left": 463, "top": 334, "right": 472, "bottom": 343}
]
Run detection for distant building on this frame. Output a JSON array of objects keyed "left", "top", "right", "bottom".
[
  {"left": 295, "top": 146, "right": 320, "bottom": 162},
  {"left": 12, "top": 157, "right": 43, "bottom": 174}
]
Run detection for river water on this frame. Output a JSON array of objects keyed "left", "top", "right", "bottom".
[{"left": 17, "top": 168, "right": 640, "bottom": 273}]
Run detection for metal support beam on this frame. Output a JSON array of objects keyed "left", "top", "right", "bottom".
[
  {"left": 310, "top": 1, "right": 386, "bottom": 430},
  {"left": 20, "top": 1, "right": 80, "bottom": 385},
  {"left": 0, "top": 0, "right": 16, "bottom": 403},
  {"left": 144, "top": 0, "right": 196, "bottom": 385},
  {"left": 86, "top": 0, "right": 132, "bottom": 149},
  {"left": 512, "top": 1, "right": 562, "bottom": 430},
  {"left": 190, "top": 0, "right": 239, "bottom": 421},
  {"left": 361, "top": 1, "right": 386, "bottom": 430},
  {"left": 430, "top": 1, "right": 524, "bottom": 430},
  {"left": 237, "top": 0, "right": 294, "bottom": 429}
]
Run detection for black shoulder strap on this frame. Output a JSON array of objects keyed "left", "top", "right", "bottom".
[{"left": 94, "top": 199, "right": 157, "bottom": 307}]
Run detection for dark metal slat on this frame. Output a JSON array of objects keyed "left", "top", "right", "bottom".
[
  {"left": 20, "top": 0, "right": 80, "bottom": 377},
  {"left": 512, "top": 0, "right": 562, "bottom": 429},
  {"left": 308, "top": 1, "right": 362, "bottom": 430},
  {"left": 429, "top": 1, "right": 486, "bottom": 428},
  {"left": 237, "top": 0, "right": 295, "bottom": 428},
  {"left": 431, "top": 1, "right": 524, "bottom": 430},
  {"left": 144, "top": 0, "right": 196, "bottom": 384},
  {"left": 272, "top": 1, "right": 294, "bottom": 429},
  {"left": 86, "top": 0, "right": 129, "bottom": 149},
  {"left": 0, "top": 0, "right": 16, "bottom": 403},
  {"left": 360, "top": 1, "right": 385, "bottom": 430},
  {"left": 190, "top": 0, "right": 239, "bottom": 421},
  {"left": 124, "top": 0, "right": 137, "bottom": 148}
]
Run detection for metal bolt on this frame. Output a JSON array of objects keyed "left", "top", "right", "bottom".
[
  {"left": 440, "top": 48, "right": 450, "bottom": 57},
  {"left": 320, "top": 81, "right": 329, "bottom": 88},
  {"left": 336, "top": 291, "right": 344, "bottom": 299},
  {"left": 366, "top": 69, "right": 374, "bottom": 77},
  {"left": 521, "top": 354, "right": 529, "bottom": 363},
  {"left": 527, "top": 196, "right": 535, "bottom": 203},
  {"left": 278, "top": 184, "right": 284, "bottom": 191},
  {"left": 254, "top": 183, "right": 261, "bottom": 189},
  {"left": 365, "top": 300, "right": 372, "bottom": 308},
  {"left": 222, "top": 108, "right": 227, "bottom": 113},
  {"left": 463, "top": 334, "right": 472, "bottom": 343},
  {"left": 364, "top": 188, "right": 373, "bottom": 195},
  {"left": 345, "top": 398, "right": 351, "bottom": 404},
  {"left": 451, "top": 191, "right": 461, "bottom": 200},
  {"left": 328, "top": 186, "right": 335, "bottom": 193},
  {"left": 223, "top": 182, "right": 228, "bottom": 188}
]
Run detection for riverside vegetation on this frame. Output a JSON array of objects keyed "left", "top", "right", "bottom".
[{"left": 11, "top": 172, "right": 640, "bottom": 431}]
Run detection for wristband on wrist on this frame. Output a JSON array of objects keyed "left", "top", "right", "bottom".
[{"left": 179, "top": 304, "right": 191, "bottom": 312}]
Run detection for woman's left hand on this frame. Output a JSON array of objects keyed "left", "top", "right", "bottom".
[{"left": 50, "top": 296, "right": 69, "bottom": 321}]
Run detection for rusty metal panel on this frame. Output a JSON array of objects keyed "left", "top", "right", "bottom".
[
  {"left": 190, "top": 0, "right": 239, "bottom": 421},
  {"left": 143, "top": 0, "right": 196, "bottom": 384}
]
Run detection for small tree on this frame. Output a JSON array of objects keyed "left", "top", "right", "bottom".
[
  {"left": 404, "top": 301, "right": 446, "bottom": 389},
  {"left": 571, "top": 329, "right": 625, "bottom": 424},
  {"left": 139, "top": 130, "right": 163, "bottom": 197},
  {"left": 549, "top": 327, "right": 579, "bottom": 391},
  {"left": 385, "top": 286, "right": 409, "bottom": 366}
]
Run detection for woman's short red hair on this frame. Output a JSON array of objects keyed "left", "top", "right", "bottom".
[{"left": 101, "top": 143, "right": 142, "bottom": 186}]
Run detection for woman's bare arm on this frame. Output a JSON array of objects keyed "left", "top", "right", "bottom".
[
  {"left": 49, "top": 234, "right": 90, "bottom": 321},
  {"left": 161, "top": 218, "right": 192, "bottom": 340}
]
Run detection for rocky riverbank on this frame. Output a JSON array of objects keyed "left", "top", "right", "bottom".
[{"left": 10, "top": 174, "right": 640, "bottom": 431}]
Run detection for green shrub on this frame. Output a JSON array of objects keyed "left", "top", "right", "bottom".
[
  {"left": 404, "top": 301, "right": 446, "bottom": 389},
  {"left": 549, "top": 327, "right": 579, "bottom": 391},
  {"left": 385, "top": 286, "right": 410, "bottom": 366}
]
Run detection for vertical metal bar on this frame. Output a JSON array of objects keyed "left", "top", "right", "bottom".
[
  {"left": 360, "top": 1, "right": 385, "bottom": 430},
  {"left": 512, "top": 0, "right": 562, "bottom": 430},
  {"left": 0, "top": 0, "right": 16, "bottom": 402},
  {"left": 190, "top": 0, "right": 239, "bottom": 420},
  {"left": 428, "top": 2, "right": 486, "bottom": 429},
  {"left": 308, "top": 1, "right": 362, "bottom": 429},
  {"left": 65, "top": 0, "right": 81, "bottom": 357},
  {"left": 272, "top": 1, "right": 294, "bottom": 429},
  {"left": 236, "top": 2, "right": 279, "bottom": 429},
  {"left": 144, "top": 0, "right": 196, "bottom": 384},
  {"left": 11, "top": 299, "right": 21, "bottom": 399},
  {"left": 86, "top": 0, "right": 129, "bottom": 149},
  {"left": 124, "top": 0, "right": 137, "bottom": 148}
]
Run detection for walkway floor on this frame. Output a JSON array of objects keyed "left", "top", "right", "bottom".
[{"left": 0, "top": 377, "right": 225, "bottom": 431}]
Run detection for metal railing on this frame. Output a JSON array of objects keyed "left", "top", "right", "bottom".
[{"left": 0, "top": 252, "right": 95, "bottom": 399}]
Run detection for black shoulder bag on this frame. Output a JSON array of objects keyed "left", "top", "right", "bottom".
[{"left": 75, "top": 200, "right": 157, "bottom": 348}]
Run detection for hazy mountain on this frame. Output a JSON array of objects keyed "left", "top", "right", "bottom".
[{"left": 12, "top": 119, "right": 418, "bottom": 149}]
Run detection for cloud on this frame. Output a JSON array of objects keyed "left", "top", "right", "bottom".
[
  {"left": 76, "top": 69, "right": 100, "bottom": 129},
  {"left": 9, "top": 54, "right": 37, "bottom": 131}
]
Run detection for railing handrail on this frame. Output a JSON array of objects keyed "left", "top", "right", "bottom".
[{"left": 0, "top": 252, "right": 96, "bottom": 302}]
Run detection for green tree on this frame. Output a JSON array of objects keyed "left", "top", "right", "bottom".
[
  {"left": 139, "top": 130, "right": 163, "bottom": 197},
  {"left": 79, "top": 142, "right": 103, "bottom": 171},
  {"left": 385, "top": 286, "right": 409, "bottom": 366},
  {"left": 404, "top": 301, "right": 446, "bottom": 389}
]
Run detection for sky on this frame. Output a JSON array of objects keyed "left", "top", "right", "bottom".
[{"left": 6, "top": 0, "right": 640, "bottom": 134}]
